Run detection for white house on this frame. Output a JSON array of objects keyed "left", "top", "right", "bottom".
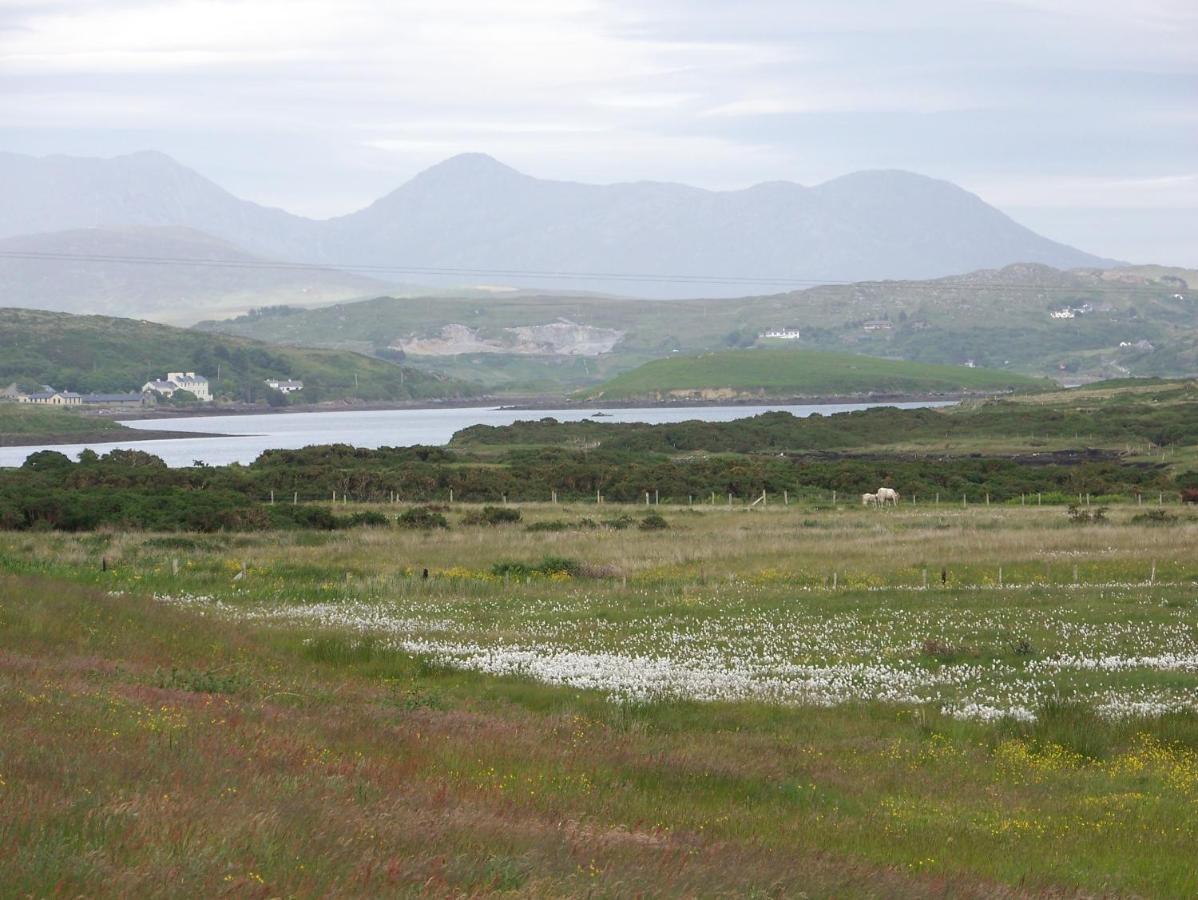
[
  {"left": 1050, "top": 309, "right": 1075, "bottom": 319},
  {"left": 265, "top": 378, "right": 304, "bottom": 394},
  {"left": 142, "top": 371, "right": 212, "bottom": 401},
  {"left": 760, "top": 327, "right": 801, "bottom": 340}
]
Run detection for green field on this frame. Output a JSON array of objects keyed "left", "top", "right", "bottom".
[
  {"left": 0, "top": 307, "right": 476, "bottom": 404},
  {"left": 581, "top": 347, "right": 1049, "bottom": 400},
  {"left": 3, "top": 501, "right": 1198, "bottom": 896}
]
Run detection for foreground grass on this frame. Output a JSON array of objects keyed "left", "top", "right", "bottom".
[{"left": 3, "top": 504, "right": 1198, "bottom": 896}]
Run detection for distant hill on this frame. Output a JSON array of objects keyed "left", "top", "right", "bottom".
[
  {"left": 0, "top": 308, "right": 474, "bottom": 404},
  {"left": 0, "top": 150, "right": 318, "bottom": 260},
  {"left": 0, "top": 226, "right": 390, "bottom": 323},
  {"left": 580, "top": 348, "right": 1050, "bottom": 401},
  {"left": 199, "top": 264, "right": 1197, "bottom": 389},
  {"left": 0, "top": 150, "right": 1116, "bottom": 299}
]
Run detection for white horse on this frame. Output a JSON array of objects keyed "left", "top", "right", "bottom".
[
  {"left": 861, "top": 492, "right": 878, "bottom": 507},
  {"left": 876, "top": 487, "right": 900, "bottom": 507}
]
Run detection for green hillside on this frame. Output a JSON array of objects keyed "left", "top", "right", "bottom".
[
  {"left": 581, "top": 348, "right": 1050, "bottom": 401},
  {"left": 0, "top": 308, "right": 475, "bottom": 404},
  {"left": 196, "top": 265, "right": 1198, "bottom": 390}
]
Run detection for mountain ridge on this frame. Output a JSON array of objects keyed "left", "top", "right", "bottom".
[{"left": 0, "top": 150, "right": 1119, "bottom": 298}]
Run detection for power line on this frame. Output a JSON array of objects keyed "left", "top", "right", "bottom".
[{"left": 0, "top": 248, "right": 1176, "bottom": 296}]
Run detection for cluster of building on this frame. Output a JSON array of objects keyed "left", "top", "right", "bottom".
[
  {"left": 1049, "top": 303, "right": 1094, "bottom": 320},
  {"left": 2, "top": 371, "right": 304, "bottom": 409}
]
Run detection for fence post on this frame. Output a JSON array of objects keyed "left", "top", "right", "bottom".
[
  {"left": 655, "top": 489, "right": 659, "bottom": 506},
  {"left": 1038, "top": 492, "right": 1042, "bottom": 505},
  {"left": 1073, "top": 564, "right": 1079, "bottom": 584},
  {"left": 449, "top": 488, "right": 453, "bottom": 504},
  {"left": 293, "top": 492, "right": 298, "bottom": 505},
  {"left": 832, "top": 572, "right": 837, "bottom": 590},
  {"left": 1150, "top": 561, "right": 1157, "bottom": 585},
  {"left": 832, "top": 490, "right": 837, "bottom": 505},
  {"left": 728, "top": 493, "right": 732, "bottom": 507},
  {"left": 935, "top": 492, "right": 939, "bottom": 505},
  {"left": 922, "top": 568, "right": 928, "bottom": 590},
  {"left": 985, "top": 493, "right": 990, "bottom": 506},
  {"left": 998, "top": 566, "right": 1003, "bottom": 587},
  {"left": 784, "top": 490, "right": 789, "bottom": 506},
  {"left": 645, "top": 492, "right": 650, "bottom": 506},
  {"left": 269, "top": 489, "right": 274, "bottom": 505},
  {"left": 962, "top": 493, "right": 967, "bottom": 508}
]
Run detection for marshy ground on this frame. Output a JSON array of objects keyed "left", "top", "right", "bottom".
[{"left": 2, "top": 500, "right": 1197, "bottom": 896}]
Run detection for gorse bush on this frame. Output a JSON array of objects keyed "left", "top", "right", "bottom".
[
  {"left": 491, "top": 556, "right": 583, "bottom": 579},
  {"left": 461, "top": 506, "right": 522, "bottom": 526},
  {"left": 397, "top": 506, "right": 449, "bottom": 530}
]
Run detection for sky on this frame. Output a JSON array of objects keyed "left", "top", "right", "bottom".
[{"left": 1, "top": 0, "right": 1195, "bottom": 265}]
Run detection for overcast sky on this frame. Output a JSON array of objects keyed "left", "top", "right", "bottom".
[{"left": 1, "top": 0, "right": 1195, "bottom": 265}]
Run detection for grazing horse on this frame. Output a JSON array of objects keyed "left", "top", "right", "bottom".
[
  {"left": 876, "top": 487, "right": 900, "bottom": 507},
  {"left": 861, "top": 492, "right": 878, "bottom": 507}
]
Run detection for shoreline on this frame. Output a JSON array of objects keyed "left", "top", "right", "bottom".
[
  {"left": 0, "top": 427, "right": 231, "bottom": 449},
  {"left": 103, "top": 390, "right": 973, "bottom": 421}
]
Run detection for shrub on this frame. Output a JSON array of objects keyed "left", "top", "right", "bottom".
[
  {"left": 525, "top": 520, "right": 571, "bottom": 532},
  {"left": 270, "top": 505, "right": 340, "bottom": 531},
  {"left": 1131, "top": 509, "right": 1178, "bottom": 526},
  {"left": 344, "top": 510, "right": 391, "bottom": 528},
  {"left": 397, "top": 506, "right": 449, "bottom": 529},
  {"left": 600, "top": 515, "right": 635, "bottom": 530},
  {"left": 491, "top": 556, "right": 582, "bottom": 579},
  {"left": 461, "top": 505, "right": 522, "bottom": 526},
  {"left": 639, "top": 513, "right": 669, "bottom": 530},
  {"left": 1067, "top": 504, "right": 1107, "bottom": 525}
]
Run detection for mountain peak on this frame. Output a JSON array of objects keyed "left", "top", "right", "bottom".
[{"left": 413, "top": 152, "right": 523, "bottom": 182}]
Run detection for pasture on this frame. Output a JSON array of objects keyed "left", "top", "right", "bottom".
[{"left": 2, "top": 499, "right": 1197, "bottom": 896}]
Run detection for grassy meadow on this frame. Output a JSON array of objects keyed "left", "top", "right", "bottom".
[{"left": 3, "top": 498, "right": 1198, "bottom": 896}]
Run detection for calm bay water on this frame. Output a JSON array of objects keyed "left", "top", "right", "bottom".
[{"left": 0, "top": 401, "right": 950, "bottom": 468}]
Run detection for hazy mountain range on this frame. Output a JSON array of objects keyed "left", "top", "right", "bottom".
[
  {"left": 0, "top": 150, "right": 1118, "bottom": 312},
  {"left": 0, "top": 226, "right": 390, "bottom": 324}
]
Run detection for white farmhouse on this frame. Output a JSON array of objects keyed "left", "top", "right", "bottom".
[
  {"left": 760, "top": 327, "right": 802, "bottom": 340},
  {"left": 142, "top": 371, "right": 212, "bottom": 401},
  {"left": 264, "top": 378, "right": 304, "bottom": 394}
]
